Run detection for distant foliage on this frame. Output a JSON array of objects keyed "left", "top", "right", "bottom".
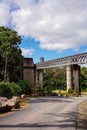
[
  {"left": 80, "top": 67, "right": 87, "bottom": 91},
  {"left": 43, "top": 67, "right": 87, "bottom": 92},
  {"left": 43, "top": 67, "right": 66, "bottom": 90}
]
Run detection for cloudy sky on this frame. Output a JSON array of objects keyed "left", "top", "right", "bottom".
[{"left": 0, "top": 0, "right": 87, "bottom": 63}]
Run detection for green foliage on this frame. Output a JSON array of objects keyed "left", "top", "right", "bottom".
[
  {"left": 43, "top": 67, "right": 66, "bottom": 90},
  {"left": 0, "top": 81, "right": 21, "bottom": 98},
  {"left": 36, "top": 81, "right": 43, "bottom": 96},
  {"left": 0, "top": 26, "right": 23, "bottom": 82},
  {"left": 80, "top": 67, "right": 87, "bottom": 91},
  {"left": 17, "top": 80, "right": 32, "bottom": 95},
  {"left": 43, "top": 67, "right": 87, "bottom": 93},
  {"left": 68, "top": 88, "right": 73, "bottom": 94},
  {"left": 42, "top": 86, "right": 53, "bottom": 96},
  {"left": 10, "top": 82, "right": 22, "bottom": 96}
]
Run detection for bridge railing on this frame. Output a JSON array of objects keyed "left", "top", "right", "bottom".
[{"left": 36, "top": 52, "right": 87, "bottom": 69}]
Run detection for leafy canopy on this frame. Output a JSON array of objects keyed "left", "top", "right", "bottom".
[{"left": 0, "top": 26, "right": 23, "bottom": 82}]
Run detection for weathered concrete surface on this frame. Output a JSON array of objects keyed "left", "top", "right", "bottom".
[{"left": 0, "top": 96, "right": 86, "bottom": 130}]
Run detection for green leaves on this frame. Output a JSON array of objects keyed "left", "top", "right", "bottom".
[{"left": 0, "top": 26, "right": 23, "bottom": 82}]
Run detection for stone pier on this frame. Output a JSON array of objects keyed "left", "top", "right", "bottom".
[
  {"left": 66, "top": 65, "right": 73, "bottom": 92},
  {"left": 73, "top": 64, "right": 80, "bottom": 95},
  {"left": 66, "top": 64, "right": 80, "bottom": 95},
  {"left": 36, "top": 69, "right": 43, "bottom": 89},
  {"left": 23, "top": 58, "right": 36, "bottom": 88},
  {"left": 36, "top": 57, "right": 44, "bottom": 89}
]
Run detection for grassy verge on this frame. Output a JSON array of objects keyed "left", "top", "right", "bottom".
[{"left": 53, "top": 90, "right": 87, "bottom": 96}]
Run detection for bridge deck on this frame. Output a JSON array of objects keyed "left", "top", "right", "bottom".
[{"left": 36, "top": 52, "right": 87, "bottom": 69}]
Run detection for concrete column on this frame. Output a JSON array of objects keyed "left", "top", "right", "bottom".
[
  {"left": 38, "top": 69, "right": 43, "bottom": 89},
  {"left": 36, "top": 57, "right": 44, "bottom": 89},
  {"left": 73, "top": 64, "right": 80, "bottom": 95},
  {"left": 23, "top": 58, "right": 35, "bottom": 88},
  {"left": 66, "top": 65, "right": 73, "bottom": 92}
]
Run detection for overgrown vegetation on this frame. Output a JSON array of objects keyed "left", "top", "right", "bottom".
[
  {"left": 0, "top": 80, "right": 32, "bottom": 98},
  {"left": 17, "top": 80, "right": 32, "bottom": 95},
  {"left": 0, "top": 26, "right": 32, "bottom": 98},
  {"left": 0, "top": 81, "right": 21, "bottom": 98},
  {"left": 43, "top": 67, "right": 87, "bottom": 93},
  {"left": 80, "top": 67, "right": 87, "bottom": 91},
  {"left": 43, "top": 67, "right": 66, "bottom": 90}
]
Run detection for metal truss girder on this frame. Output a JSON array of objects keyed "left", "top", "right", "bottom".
[{"left": 36, "top": 52, "right": 87, "bottom": 69}]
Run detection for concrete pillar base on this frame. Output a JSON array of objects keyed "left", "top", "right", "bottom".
[
  {"left": 73, "top": 64, "right": 80, "bottom": 95},
  {"left": 36, "top": 69, "right": 43, "bottom": 89},
  {"left": 66, "top": 65, "right": 73, "bottom": 92}
]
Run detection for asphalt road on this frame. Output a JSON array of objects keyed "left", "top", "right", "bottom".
[{"left": 0, "top": 96, "right": 87, "bottom": 130}]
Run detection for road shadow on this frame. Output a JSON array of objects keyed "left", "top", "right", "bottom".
[
  {"left": 29, "top": 96, "right": 72, "bottom": 104},
  {"left": 76, "top": 112, "right": 87, "bottom": 130},
  {"left": 0, "top": 111, "right": 77, "bottom": 129}
]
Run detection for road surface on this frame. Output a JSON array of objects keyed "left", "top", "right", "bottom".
[{"left": 0, "top": 96, "right": 87, "bottom": 130}]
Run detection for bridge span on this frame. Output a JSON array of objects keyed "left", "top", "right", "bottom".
[
  {"left": 23, "top": 52, "right": 87, "bottom": 96},
  {"left": 36, "top": 52, "right": 87, "bottom": 95},
  {"left": 36, "top": 52, "right": 87, "bottom": 69}
]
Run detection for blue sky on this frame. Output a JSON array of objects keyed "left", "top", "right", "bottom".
[{"left": 0, "top": 0, "right": 87, "bottom": 63}]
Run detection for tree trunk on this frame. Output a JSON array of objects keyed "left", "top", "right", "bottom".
[{"left": 4, "top": 57, "right": 8, "bottom": 81}]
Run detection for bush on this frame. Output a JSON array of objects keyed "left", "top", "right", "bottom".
[
  {"left": 42, "top": 86, "right": 52, "bottom": 96},
  {"left": 0, "top": 81, "right": 21, "bottom": 98},
  {"left": 0, "top": 82, "right": 11, "bottom": 98},
  {"left": 17, "top": 80, "right": 32, "bottom": 95},
  {"left": 68, "top": 88, "right": 73, "bottom": 94},
  {"left": 10, "top": 82, "right": 22, "bottom": 96}
]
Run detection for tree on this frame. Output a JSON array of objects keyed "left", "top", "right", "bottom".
[
  {"left": 43, "top": 67, "right": 66, "bottom": 90},
  {"left": 80, "top": 67, "right": 87, "bottom": 90},
  {"left": 0, "top": 26, "right": 23, "bottom": 82}
]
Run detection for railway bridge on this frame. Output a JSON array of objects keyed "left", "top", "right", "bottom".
[{"left": 23, "top": 52, "right": 87, "bottom": 95}]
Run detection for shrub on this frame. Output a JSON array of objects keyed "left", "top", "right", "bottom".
[
  {"left": 10, "top": 82, "right": 22, "bottom": 96},
  {"left": 42, "top": 86, "right": 52, "bottom": 96},
  {"left": 17, "top": 80, "right": 32, "bottom": 95},
  {"left": 0, "top": 81, "right": 21, "bottom": 98},
  {"left": 68, "top": 88, "right": 73, "bottom": 94},
  {"left": 0, "top": 81, "right": 12, "bottom": 98}
]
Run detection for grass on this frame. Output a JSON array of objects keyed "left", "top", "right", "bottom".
[
  {"left": 81, "top": 91, "right": 87, "bottom": 95},
  {"left": 52, "top": 89, "right": 87, "bottom": 95},
  {"left": 53, "top": 90, "right": 67, "bottom": 93},
  {"left": 20, "top": 98, "right": 29, "bottom": 109}
]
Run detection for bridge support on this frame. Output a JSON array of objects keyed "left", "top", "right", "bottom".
[
  {"left": 66, "top": 65, "right": 73, "bottom": 92},
  {"left": 23, "top": 58, "right": 36, "bottom": 88},
  {"left": 36, "top": 57, "right": 44, "bottom": 89},
  {"left": 66, "top": 64, "right": 80, "bottom": 95},
  {"left": 36, "top": 69, "right": 43, "bottom": 89},
  {"left": 73, "top": 64, "right": 80, "bottom": 95}
]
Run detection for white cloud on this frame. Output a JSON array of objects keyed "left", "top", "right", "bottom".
[
  {"left": 0, "top": 0, "right": 10, "bottom": 26},
  {"left": 0, "top": 0, "right": 87, "bottom": 51},
  {"left": 21, "top": 48, "right": 34, "bottom": 57}
]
